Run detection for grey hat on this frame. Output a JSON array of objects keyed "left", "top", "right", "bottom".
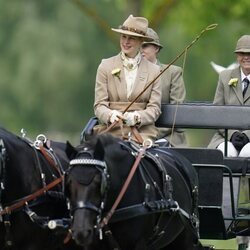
[
  {"left": 234, "top": 35, "right": 250, "bottom": 53},
  {"left": 142, "top": 28, "right": 163, "bottom": 48},
  {"left": 111, "top": 15, "right": 153, "bottom": 42}
]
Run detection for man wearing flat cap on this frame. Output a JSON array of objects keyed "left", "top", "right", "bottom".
[
  {"left": 93, "top": 15, "right": 162, "bottom": 142},
  {"left": 208, "top": 35, "right": 250, "bottom": 157},
  {"left": 141, "top": 28, "right": 187, "bottom": 147}
]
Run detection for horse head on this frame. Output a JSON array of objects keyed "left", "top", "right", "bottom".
[{"left": 65, "top": 135, "right": 110, "bottom": 247}]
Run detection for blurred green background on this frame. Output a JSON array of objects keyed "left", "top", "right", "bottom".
[{"left": 0, "top": 0, "right": 249, "bottom": 146}]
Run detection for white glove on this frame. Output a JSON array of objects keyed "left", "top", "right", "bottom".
[
  {"left": 109, "top": 110, "right": 123, "bottom": 124},
  {"left": 124, "top": 111, "right": 141, "bottom": 126}
]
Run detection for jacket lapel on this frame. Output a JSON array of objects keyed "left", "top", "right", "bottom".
[
  {"left": 231, "top": 67, "right": 243, "bottom": 104},
  {"left": 129, "top": 58, "right": 148, "bottom": 101},
  {"left": 113, "top": 55, "right": 127, "bottom": 100},
  {"left": 243, "top": 78, "right": 250, "bottom": 103}
]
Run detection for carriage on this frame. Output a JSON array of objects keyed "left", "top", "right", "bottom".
[
  {"left": 0, "top": 103, "right": 250, "bottom": 250},
  {"left": 77, "top": 102, "right": 250, "bottom": 250}
]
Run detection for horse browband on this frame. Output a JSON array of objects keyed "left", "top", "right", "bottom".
[{"left": 70, "top": 159, "right": 106, "bottom": 168}]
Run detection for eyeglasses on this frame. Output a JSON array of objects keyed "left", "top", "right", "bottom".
[
  {"left": 236, "top": 52, "right": 250, "bottom": 57},
  {"left": 141, "top": 43, "right": 158, "bottom": 49},
  {"left": 141, "top": 44, "right": 151, "bottom": 48}
]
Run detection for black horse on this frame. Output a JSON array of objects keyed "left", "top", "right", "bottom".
[
  {"left": 0, "top": 127, "right": 80, "bottom": 250},
  {"left": 65, "top": 134, "right": 203, "bottom": 250}
]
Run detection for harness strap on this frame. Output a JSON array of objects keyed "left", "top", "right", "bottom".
[
  {"left": 103, "top": 225, "right": 121, "bottom": 250},
  {"left": 177, "top": 209, "right": 200, "bottom": 242},
  {"left": 144, "top": 150, "right": 171, "bottom": 199},
  {"left": 39, "top": 145, "right": 63, "bottom": 177},
  {"left": 0, "top": 176, "right": 63, "bottom": 216},
  {"left": 21, "top": 134, "right": 64, "bottom": 178},
  {"left": 99, "top": 145, "right": 147, "bottom": 228},
  {"left": 71, "top": 201, "right": 101, "bottom": 214},
  {"left": 148, "top": 211, "right": 176, "bottom": 249},
  {"left": 110, "top": 200, "right": 178, "bottom": 223},
  {"left": 130, "top": 127, "right": 144, "bottom": 144},
  {"left": 3, "top": 214, "right": 13, "bottom": 247},
  {"left": 32, "top": 145, "right": 46, "bottom": 188}
]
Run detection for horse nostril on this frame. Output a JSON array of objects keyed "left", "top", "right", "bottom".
[
  {"left": 72, "top": 229, "right": 93, "bottom": 246},
  {"left": 82, "top": 229, "right": 92, "bottom": 239}
]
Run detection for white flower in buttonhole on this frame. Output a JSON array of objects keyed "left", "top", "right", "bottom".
[{"left": 228, "top": 78, "right": 238, "bottom": 87}]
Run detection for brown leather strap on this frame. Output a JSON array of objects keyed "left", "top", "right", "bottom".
[
  {"left": 63, "top": 230, "right": 72, "bottom": 244},
  {"left": 0, "top": 176, "right": 63, "bottom": 216},
  {"left": 39, "top": 145, "right": 62, "bottom": 177},
  {"left": 131, "top": 127, "right": 144, "bottom": 144},
  {"left": 99, "top": 145, "right": 147, "bottom": 228},
  {"left": 100, "top": 115, "right": 125, "bottom": 135}
]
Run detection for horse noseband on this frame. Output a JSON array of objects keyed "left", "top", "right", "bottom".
[{"left": 71, "top": 201, "right": 102, "bottom": 215}]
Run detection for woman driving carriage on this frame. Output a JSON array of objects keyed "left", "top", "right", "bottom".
[{"left": 93, "top": 15, "right": 162, "bottom": 143}]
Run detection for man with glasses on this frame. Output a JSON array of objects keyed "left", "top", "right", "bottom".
[{"left": 209, "top": 35, "right": 250, "bottom": 157}]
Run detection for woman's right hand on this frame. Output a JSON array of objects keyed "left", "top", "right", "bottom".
[{"left": 109, "top": 110, "right": 123, "bottom": 124}]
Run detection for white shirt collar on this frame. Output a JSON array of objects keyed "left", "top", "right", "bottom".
[{"left": 240, "top": 68, "right": 250, "bottom": 82}]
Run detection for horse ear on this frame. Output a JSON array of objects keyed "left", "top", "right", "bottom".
[
  {"left": 65, "top": 141, "right": 78, "bottom": 160},
  {"left": 93, "top": 137, "right": 105, "bottom": 161}
]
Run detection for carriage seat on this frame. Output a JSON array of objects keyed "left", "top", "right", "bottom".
[{"left": 224, "top": 157, "right": 250, "bottom": 174}]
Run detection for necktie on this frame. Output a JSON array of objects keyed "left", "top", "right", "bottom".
[{"left": 243, "top": 78, "right": 250, "bottom": 97}]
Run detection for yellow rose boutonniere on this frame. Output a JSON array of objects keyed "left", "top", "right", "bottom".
[
  {"left": 111, "top": 68, "right": 121, "bottom": 80},
  {"left": 228, "top": 78, "right": 238, "bottom": 87}
]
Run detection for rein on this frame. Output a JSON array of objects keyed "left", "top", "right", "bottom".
[
  {"left": 99, "top": 144, "right": 148, "bottom": 228},
  {"left": 0, "top": 176, "right": 63, "bottom": 216},
  {"left": 39, "top": 145, "right": 63, "bottom": 177}
]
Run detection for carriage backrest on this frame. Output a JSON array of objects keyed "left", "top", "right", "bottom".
[{"left": 157, "top": 103, "right": 250, "bottom": 130}]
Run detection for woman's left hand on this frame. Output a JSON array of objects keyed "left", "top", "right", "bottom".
[{"left": 124, "top": 112, "right": 141, "bottom": 126}]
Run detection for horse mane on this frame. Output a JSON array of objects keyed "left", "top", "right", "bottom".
[
  {"left": 79, "top": 133, "right": 119, "bottom": 148},
  {"left": 0, "top": 127, "right": 22, "bottom": 141},
  {"left": 75, "top": 133, "right": 122, "bottom": 159}
]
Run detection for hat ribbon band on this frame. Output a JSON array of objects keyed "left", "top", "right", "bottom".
[{"left": 119, "top": 25, "right": 146, "bottom": 36}]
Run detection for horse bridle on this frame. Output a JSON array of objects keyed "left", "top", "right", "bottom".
[{"left": 68, "top": 155, "right": 109, "bottom": 230}]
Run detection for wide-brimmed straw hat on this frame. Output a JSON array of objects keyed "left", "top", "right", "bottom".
[
  {"left": 142, "top": 28, "right": 163, "bottom": 48},
  {"left": 111, "top": 15, "right": 153, "bottom": 42},
  {"left": 234, "top": 35, "right": 250, "bottom": 53}
]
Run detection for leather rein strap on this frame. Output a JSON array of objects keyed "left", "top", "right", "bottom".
[
  {"left": 99, "top": 145, "right": 147, "bottom": 228},
  {"left": 39, "top": 144, "right": 63, "bottom": 177},
  {"left": 0, "top": 176, "right": 63, "bottom": 216}
]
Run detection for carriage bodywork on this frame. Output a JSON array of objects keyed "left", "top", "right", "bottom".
[
  {"left": 158, "top": 103, "right": 250, "bottom": 248},
  {"left": 81, "top": 103, "right": 250, "bottom": 250}
]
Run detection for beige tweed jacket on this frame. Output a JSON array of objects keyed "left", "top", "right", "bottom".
[
  {"left": 208, "top": 67, "right": 250, "bottom": 148},
  {"left": 157, "top": 63, "right": 187, "bottom": 147},
  {"left": 93, "top": 53, "right": 162, "bottom": 141}
]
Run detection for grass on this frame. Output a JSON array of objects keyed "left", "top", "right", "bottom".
[{"left": 201, "top": 238, "right": 238, "bottom": 250}]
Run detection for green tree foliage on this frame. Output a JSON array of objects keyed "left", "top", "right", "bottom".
[{"left": 0, "top": 0, "right": 249, "bottom": 145}]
